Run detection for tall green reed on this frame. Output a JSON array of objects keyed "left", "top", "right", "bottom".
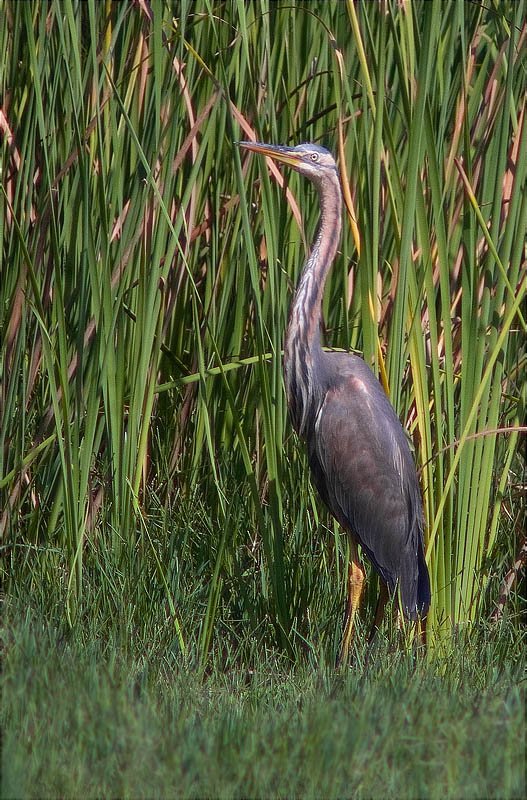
[{"left": 1, "top": 1, "right": 525, "bottom": 659}]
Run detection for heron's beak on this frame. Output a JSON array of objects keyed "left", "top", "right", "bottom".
[{"left": 237, "top": 141, "right": 303, "bottom": 168}]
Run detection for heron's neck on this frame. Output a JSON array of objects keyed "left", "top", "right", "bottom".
[{"left": 284, "top": 170, "right": 342, "bottom": 434}]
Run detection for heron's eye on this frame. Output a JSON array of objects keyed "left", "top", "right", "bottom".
[{"left": 310, "top": 153, "right": 319, "bottom": 162}]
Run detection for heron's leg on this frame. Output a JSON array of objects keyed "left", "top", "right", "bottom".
[
  {"left": 368, "top": 580, "right": 389, "bottom": 641},
  {"left": 337, "top": 541, "right": 364, "bottom": 667},
  {"left": 417, "top": 615, "right": 427, "bottom": 650}
]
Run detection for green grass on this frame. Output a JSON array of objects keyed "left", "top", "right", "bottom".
[
  {"left": 2, "top": 0, "right": 526, "bottom": 647},
  {"left": 1, "top": 2, "right": 526, "bottom": 795},
  {"left": 2, "top": 598, "right": 525, "bottom": 799}
]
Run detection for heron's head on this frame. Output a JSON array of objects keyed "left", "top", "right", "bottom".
[{"left": 237, "top": 141, "right": 338, "bottom": 182}]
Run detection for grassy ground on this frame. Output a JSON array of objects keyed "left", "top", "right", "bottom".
[
  {"left": 2, "top": 3, "right": 526, "bottom": 797},
  {"left": 2, "top": 595, "right": 525, "bottom": 799}
]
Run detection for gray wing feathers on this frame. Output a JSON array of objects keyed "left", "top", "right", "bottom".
[{"left": 310, "top": 365, "right": 429, "bottom": 618}]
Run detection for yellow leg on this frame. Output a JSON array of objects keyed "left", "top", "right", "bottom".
[
  {"left": 369, "top": 580, "right": 389, "bottom": 641},
  {"left": 337, "top": 540, "right": 364, "bottom": 667}
]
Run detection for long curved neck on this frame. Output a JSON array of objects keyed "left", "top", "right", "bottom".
[{"left": 284, "top": 169, "right": 342, "bottom": 435}]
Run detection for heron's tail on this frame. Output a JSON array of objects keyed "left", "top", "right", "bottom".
[
  {"left": 416, "top": 539, "right": 431, "bottom": 617},
  {"left": 398, "top": 538, "right": 431, "bottom": 620}
]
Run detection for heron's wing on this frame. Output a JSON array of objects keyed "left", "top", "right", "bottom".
[{"left": 310, "top": 361, "right": 426, "bottom": 612}]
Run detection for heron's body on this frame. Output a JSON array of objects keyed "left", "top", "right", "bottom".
[
  {"left": 301, "top": 348, "right": 428, "bottom": 616},
  {"left": 239, "top": 140, "right": 430, "bottom": 663}
]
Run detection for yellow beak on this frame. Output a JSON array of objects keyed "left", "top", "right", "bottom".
[{"left": 237, "top": 141, "right": 304, "bottom": 168}]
